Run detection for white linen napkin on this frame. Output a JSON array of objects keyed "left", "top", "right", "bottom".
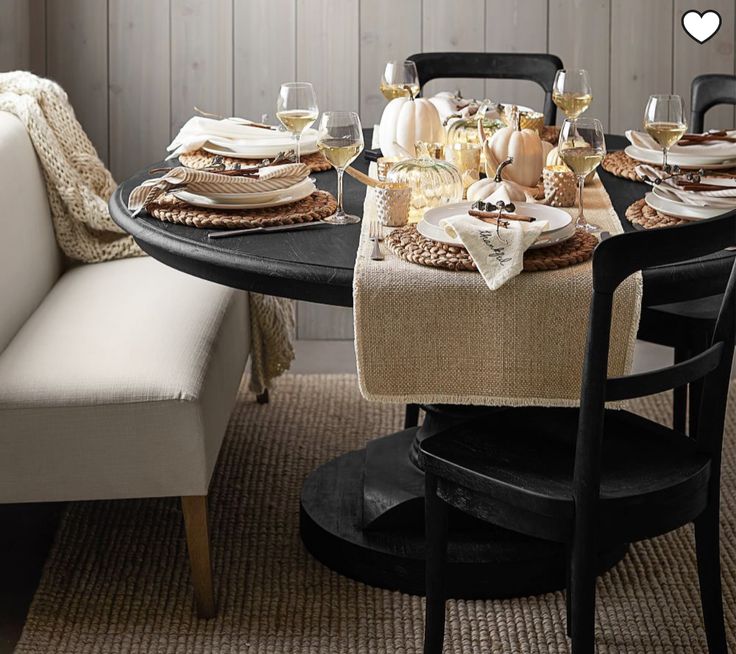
[
  {"left": 626, "top": 129, "right": 736, "bottom": 159},
  {"left": 440, "top": 188, "right": 547, "bottom": 290},
  {"left": 167, "top": 116, "right": 287, "bottom": 159},
  {"left": 636, "top": 164, "right": 736, "bottom": 208}
]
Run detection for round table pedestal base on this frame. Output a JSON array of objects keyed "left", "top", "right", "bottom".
[{"left": 300, "top": 429, "right": 628, "bottom": 598}]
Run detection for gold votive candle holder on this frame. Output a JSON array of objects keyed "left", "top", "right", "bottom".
[
  {"left": 377, "top": 157, "right": 400, "bottom": 181},
  {"left": 374, "top": 184, "right": 411, "bottom": 227},
  {"left": 542, "top": 165, "right": 577, "bottom": 207},
  {"left": 444, "top": 142, "right": 481, "bottom": 196}
]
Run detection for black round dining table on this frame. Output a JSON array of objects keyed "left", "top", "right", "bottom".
[{"left": 110, "top": 131, "right": 735, "bottom": 599}]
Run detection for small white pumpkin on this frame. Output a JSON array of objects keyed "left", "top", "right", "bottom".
[
  {"left": 379, "top": 97, "right": 445, "bottom": 159},
  {"left": 466, "top": 157, "right": 531, "bottom": 203},
  {"left": 483, "top": 108, "right": 544, "bottom": 188},
  {"left": 546, "top": 145, "right": 596, "bottom": 184}
]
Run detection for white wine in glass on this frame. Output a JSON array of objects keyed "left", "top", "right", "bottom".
[
  {"left": 552, "top": 69, "right": 592, "bottom": 120},
  {"left": 276, "top": 82, "right": 318, "bottom": 164},
  {"left": 380, "top": 60, "right": 420, "bottom": 100},
  {"left": 317, "top": 111, "right": 364, "bottom": 225},
  {"left": 558, "top": 117, "right": 606, "bottom": 233},
  {"left": 644, "top": 95, "right": 687, "bottom": 170}
]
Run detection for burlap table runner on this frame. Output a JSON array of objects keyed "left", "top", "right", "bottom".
[{"left": 354, "top": 173, "right": 642, "bottom": 407}]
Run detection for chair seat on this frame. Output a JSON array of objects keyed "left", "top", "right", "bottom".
[
  {"left": 0, "top": 256, "right": 250, "bottom": 503},
  {"left": 420, "top": 407, "right": 711, "bottom": 543}
]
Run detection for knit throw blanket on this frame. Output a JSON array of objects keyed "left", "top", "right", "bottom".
[{"left": 0, "top": 71, "right": 294, "bottom": 393}]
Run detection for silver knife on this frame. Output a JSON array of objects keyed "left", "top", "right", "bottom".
[{"left": 207, "top": 221, "right": 329, "bottom": 239}]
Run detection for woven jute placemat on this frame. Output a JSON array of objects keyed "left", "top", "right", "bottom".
[
  {"left": 179, "top": 148, "right": 332, "bottom": 173},
  {"left": 626, "top": 197, "right": 689, "bottom": 229},
  {"left": 147, "top": 190, "right": 337, "bottom": 229},
  {"left": 602, "top": 149, "right": 736, "bottom": 181},
  {"left": 385, "top": 225, "right": 598, "bottom": 272}
]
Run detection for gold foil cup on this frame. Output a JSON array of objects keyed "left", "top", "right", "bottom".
[{"left": 443, "top": 143, "right": 481, "bottom": 196}]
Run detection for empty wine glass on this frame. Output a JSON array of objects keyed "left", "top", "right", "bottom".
[
  {"left": 317, "top": 112, "right": 364, "bottom": 225},
  {"left": 380, "top": 60, "right": 420, "bottom": 100},
  {"left": 644, "top": 95, "right": 687, "bottom": 171},
  {"left": 276, "top": 82, "right": 318, "bottom": 163},
  {"left": 552, "top": 69, "right": 593, "bottom": 120},
  {"left": 558, "top": 117, "right": 606, "bottom": 233}
]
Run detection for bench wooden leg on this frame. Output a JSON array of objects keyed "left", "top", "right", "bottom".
[{"left": 181, "top": 495, "right": 217, "bottom": 618}]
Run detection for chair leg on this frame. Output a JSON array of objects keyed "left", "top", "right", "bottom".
[
  {"left": 423, "top": 472, "right": 449, "bottom": 654},
  {"left": 569, "top": 533, "right": 597, "bottom": 653},
  {"left": 695, "top": 503, "right": 728, "bottom": 653},
  {"left": 181, "top": 495, "right": 217, "bottom": 618},
  {"left": 673, "top": 345, "right": 689, "bottom": 433},
  {"left": 405, "top": 403, "right": 420, "bottom": 428}
]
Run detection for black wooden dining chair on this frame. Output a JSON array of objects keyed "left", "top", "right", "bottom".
[
  {"left": 419, "top": 213, "right": 736, "bottom": 654},
  {"left": 406, "top": 52, "right": 563, "bottom": 125},
  {"left": 638, "top": 73, "right": 736, "bottom": 434}
]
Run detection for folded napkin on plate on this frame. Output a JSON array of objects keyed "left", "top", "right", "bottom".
[
  {"left": 636, "top": 163, "right": 736, "bottom": 208},
  {"left": 626, "top": 129, "right": 736, "bottom": 159},
  {"left": 127, "top": 163, "right": 310, "bottom": 213},
  {"left": 167, "top": 116, "right": 288, "bottom": 159},
  {"left": 440, "top": 188, "right": 547, "bottom": 290}
]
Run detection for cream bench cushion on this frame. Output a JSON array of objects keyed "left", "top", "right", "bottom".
[{"left": 0, "top": 256, "right": 249, "bottom": 503}]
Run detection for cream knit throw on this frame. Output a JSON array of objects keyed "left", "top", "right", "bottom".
[{"left": 0, "top": 71, "right": 294, "bottom": 393}]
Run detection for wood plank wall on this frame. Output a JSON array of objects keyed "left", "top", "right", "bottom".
[{"left": 1, "top": 0, "right": 734, "bottom": 339}]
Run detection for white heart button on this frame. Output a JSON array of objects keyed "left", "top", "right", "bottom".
[{"left": 682, "top": 9, "right": 722, "bottom": 43}]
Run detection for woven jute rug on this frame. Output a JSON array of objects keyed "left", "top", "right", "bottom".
[{"left": 15, "top": 375, "right": 736, "bottom": 653}]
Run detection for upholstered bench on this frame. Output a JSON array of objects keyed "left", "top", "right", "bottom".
[{"left": 0, "top": 111, "right": 249, "bottom": 617}]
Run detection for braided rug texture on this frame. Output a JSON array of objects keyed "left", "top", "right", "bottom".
[{"left": 15, "top": 375, "right": 736, "bottom": 654}]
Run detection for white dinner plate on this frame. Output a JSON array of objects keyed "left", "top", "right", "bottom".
[
  {"left": 184, "top": 178, "right": 316, "bottom": 204},
  {"left": 625, "top": 145, "right": 736, "bottom": 170},
  {"left": 417, "top": 202, "right": 575, "bottom": 250},
  {"left": 203, "top": 128, "right": 319, "bottom": 158},
  {"left": 645, "top": 191, "right": 729, "bottom": 221},
  {"left": 173, "top": 179, "right": 315, "bottom": 209}
]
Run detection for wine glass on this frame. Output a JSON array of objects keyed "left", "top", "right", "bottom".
[
  {"left": 276, "top": 82, "right": 319, "bottom": 163},
  {"left": 644, "top": 95, "right": 687, "bottom": 171},
  {"left": 558, "top": 117, "right": 606, "bottom": 233},
  {"left": 317, "top": 111, "right": 364, "bottom": 225},
  {"left": 380, "top": 60, "right": 420, "bottom": 100},
  {"left": 552, "top": 69, "right": 593, "bottom": 120}
]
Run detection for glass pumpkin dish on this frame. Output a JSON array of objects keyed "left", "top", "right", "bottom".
[
  {"left": 386, "top": 149, "right": 463, "bottom": 223},
  {"left": 446, "top": 113, "right": 504, "bottom": 147}
]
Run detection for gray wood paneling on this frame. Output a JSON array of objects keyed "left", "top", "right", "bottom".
[
  {"left": 46, "top": 0, "right": 108, "bottom": 162},
  {"left": 171, "top": 0, "right": 234, "bottom": 135},
  {"left": 109, "top": 0, "right": 171, "bottom": 181},
  {"left": 359, "top": 0, "right": 422, "bottom": 127},
  {"left": 0, "top": 0, "right": 33, "bottom": 72},
  {"left": 234, "top": 0, "right": 296, "bottom": 123}
]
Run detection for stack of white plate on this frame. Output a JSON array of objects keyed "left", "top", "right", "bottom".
[
  {"left": 202, "top": 128, "right": 320, "bottom": 160},
  {"left": 644, "top": 175, "right": 736, "bottom": 221},
  {"left": 418, "top": 202, "right": 575, "bottom": 250},
  {"left": 625, "top": 144, "right": 736, "bottom": 171},
  {"left": 172, "top": 177, "right": 316, "bottom": 210}
]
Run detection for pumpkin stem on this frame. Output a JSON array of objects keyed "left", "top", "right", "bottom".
[
  {"left": 494, "top": 157, "right": 514, "bottom": 182},
  {"left": 510, "top": 105, "right": 521, "bottom": 131}
]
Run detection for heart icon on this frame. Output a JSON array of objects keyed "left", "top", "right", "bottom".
[{"left": 682, "top": 9, "right": 722, "bottom": 43}]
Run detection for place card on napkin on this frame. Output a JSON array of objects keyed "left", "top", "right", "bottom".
[
  {"left": 167, "top": 116, "right": 287, "bottom": 159},
  {"left": 440, "top": 188, "right": 546, "bottom": 290},
  {"left": 128, "top": 163, "right": 310, "bottom": 213}
]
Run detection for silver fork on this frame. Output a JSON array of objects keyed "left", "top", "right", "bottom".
[{"left": 370, "top": 219, "right": 384, "bottom": 261}]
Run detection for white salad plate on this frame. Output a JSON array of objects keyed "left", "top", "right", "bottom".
[
  {"left": 418, "top": 202, "right": 575, "bottom": 250},
  {"left": 173, "top": 179, "right": 315, "bottom": 210},
  {"left": 182, "top": 178, "right": 316, "bottom": 204},
  {"left": 644, "top": 191, "right": 728, "bottom": 221},
  {"left": 203, "top": 129, "right": 319, "bottom": 158},
  {"left": 625, "top": 145, "right": 736, "bottom": 170}
]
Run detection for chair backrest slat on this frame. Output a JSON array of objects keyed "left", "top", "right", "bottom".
[
  {"left": 690, "top": 74, "right": 736, "bottom": 133},
  {"left": 407, "top": 52, "right": 563, "bottom": 124}
]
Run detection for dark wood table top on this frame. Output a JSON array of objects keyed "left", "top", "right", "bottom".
[{"left": 109, "top": 131, "right": 735, "bottom": 307}]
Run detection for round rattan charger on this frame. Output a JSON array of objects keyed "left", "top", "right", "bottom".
[
  {"left": 625, "top": 197, "right": 688, "bottom": 229},
  {"left": 385, "top": 225, "right": 598, "bottom": 272},
  {"left": 602, "top": 150, "right": 736, "bottom": 182},
  {"left": 147, "top": 190, "right": 337, "bottom": 229},
  {"left": 179, "top": 149, "right": 332, "bottom": 174}
]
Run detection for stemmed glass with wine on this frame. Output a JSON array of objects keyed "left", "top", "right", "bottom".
[
  {"left": 317, "top": 111, "right": 364, "bottom": 225},
  {"left": 644, "top": 95, "right": 687, "bottom": 171},
  {"left": 558, "top": 118, "right": 606, "bottom": 233},
  {"left": 380, "top": 60, "right": 420, "bottom": 100},
  {"left": 552, "top": 69, "right": 592, "bottom": 120},
  {"left": 276, "top": 82, "right": 319, "bottom": 164}
]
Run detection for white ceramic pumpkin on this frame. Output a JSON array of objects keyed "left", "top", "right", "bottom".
[
  {"left": 466, "top": 158, "right": 532, "bottom": 203},
  {"left": 379, "top": 97, "right": 445, "bottom": 159},
  {"left": 484, "top": 112, "right": 544, "bottom": 188}
]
